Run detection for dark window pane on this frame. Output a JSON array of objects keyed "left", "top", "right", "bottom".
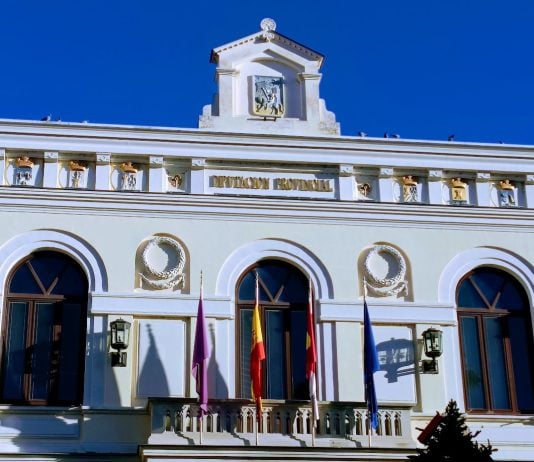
[
  {"left": 258, "top": 264, "right": 289, "bottom": 301},
  {"left": 29, "top": 252, "right": 68, "bottom": 293},
  {"left": 265, "top": 309, "right": 286, "bottom": 399},
  {"left": 238, "top": 272, "right": 256, "bottom": 302},
  {"left": 509, "top": 317, "right": 534, "bottom": 411},
  {"left": 2, "top": 302, "right": 28, "bottom": 400},
  {"left": 51, "top": 263, "right": 87, "bottom": 297},
  {"left": 277, "top": 272, "right": 308, "bottom": 304},
  {"left": 290, "top": 310, "right": 307, "bottom": 399},
  {"left": 496, "top": 280, "right": 528, "bottom": 311},
  {"left": 471, "top": 269, "right": 505, "bottom": 306},
  {"left": 240, "top": 309, "right": 252, "bottom": 399},
  {"left": 30, "top": 302, "right": 55, "bottom": 401},
  {"left": 57, "top": 303, "right": 84, "bottom": 403},
  {"left": 9, "top": 263, "right": 42, "bottom": 294},
  {"left": 458, "top": 279, "right": 487, "bottom": 308},
  {"left": 238, "top": 260, "right": 309, "bottom": 401},
  {"left": 460, "top": 316, "right": 486, "bottom": 409},
  {"left": 484, "top": 317, "right": 510, "bottom": 410}
]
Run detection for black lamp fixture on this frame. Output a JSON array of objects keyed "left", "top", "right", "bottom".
[
  {"left": 421, "top": 327, "right": 443, "bottom": 374},
  {"left": 110, "top": 318, "right": 131, "bottom": 367}
]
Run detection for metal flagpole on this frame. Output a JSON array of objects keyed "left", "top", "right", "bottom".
[
  {"left": 255, "top": 403, "right": 260, "bottom": 446},
  {"left": 199, "top": 271, "right": 204, "bottom": 446},
  {"left": 363, "top": 277, "right": 373, "bottom": 448}
]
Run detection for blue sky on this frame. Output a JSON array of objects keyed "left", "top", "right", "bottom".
[{"left": 1, "top": 1, "right": 534, "bottom": 145}]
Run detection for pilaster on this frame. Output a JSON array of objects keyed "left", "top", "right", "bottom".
[
  {"left": 427, "top": 170, "right": 443, "bottom": 205},
  {"left": 190, "top": 158, "right": 207, "bottom": 194},
  {"left": 0, "top": 149, "right": 5, "bottom": 186},
  {"left": 337, "top": 164, "right": 354, "bottom": 201},
  {"left": 298, "top": 73, "right": 322, "bottom": 122},
  {"left": 525, "top": 174, "right": 534, "bottom": 208},
  {"left": 43, "top": 151, "right": 59, "bottom": 188},
  {"left": 216, "top": 69, "right": 238, "bottom": 117},
  {"left": 378, "top": 167, "right": 394, "bottom": 202},
  {"left": 475, "top": 172, "right": 491, "bottom": 206},
  {"left": 95, "top": 153, "right": 111, "bottom": 191},
  {"left": 148, "top": 156, "right": 165, "bottom": 192}
]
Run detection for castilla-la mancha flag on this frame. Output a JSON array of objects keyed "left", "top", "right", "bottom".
[
  {"left": 306, "top": 279, "right": 319, "bottom": 420},
  {"left": 250, "top": 274, "right": 266, "bottom": 419}
]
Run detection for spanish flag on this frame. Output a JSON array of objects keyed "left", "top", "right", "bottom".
[
  {"left": 250, "top": 273, "right": 266, "bottom": 420},
  {"left": 306, "top": 279, "right": 319, "bottom": 420}
]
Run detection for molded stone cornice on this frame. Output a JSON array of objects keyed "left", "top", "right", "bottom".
[{"left": 0, "top": 187, "right": 533, "bottom": 231}]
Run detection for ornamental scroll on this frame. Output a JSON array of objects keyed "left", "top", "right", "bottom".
[
  {"left": 138, "top": 236, "right": 186, "bottom": 290},
  {"left": 363, "top": 244, "right": 408, "bottom": 297}
]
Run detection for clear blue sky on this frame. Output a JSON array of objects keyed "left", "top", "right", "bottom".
[{"left": 1, "top": 1, "right": 534, "bottom": 145}]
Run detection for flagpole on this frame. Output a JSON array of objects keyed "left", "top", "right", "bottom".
[
  {"left": 199, "top": 271, "right": 203, "bottom": 446},
  {"left": 309, "top": 278, "right": 316, "bottom": 448},
  {"left": 192, "top": 270, "right": 210, "bottom": 446},
  {"left": 363, "top": 277, "right": 371, "bottom": 448}
]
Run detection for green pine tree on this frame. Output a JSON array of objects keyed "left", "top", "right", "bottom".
[{"left": 409, "top": 400, "right": 495, "bottom": 462}]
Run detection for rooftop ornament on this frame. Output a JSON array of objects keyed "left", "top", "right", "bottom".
[{"left": 260, "top": 18, "right": 276, "bottom": 41}]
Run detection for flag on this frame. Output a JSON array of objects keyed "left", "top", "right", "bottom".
[
  {"left": 363, "top": 299, "right": 380, "bottom": 431},
  {"left": 250, "top": 273, "right": 266, "bottom": 419},
  {"left": 306, "top": 279, "right": 319, "bottom": 420},
  {"left": 192, "top": 276, "right": 210, "bottom": 416}
]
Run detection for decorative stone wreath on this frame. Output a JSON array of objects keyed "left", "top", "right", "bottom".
[
  {"left": 363, "top": 244, "right": 408, "bottom": 297},
  {"left": 139, "top": 236, "right": 186, "bottom": 289}
]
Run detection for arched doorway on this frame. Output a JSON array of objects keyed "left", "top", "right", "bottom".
[
  {"left": 457, "top": 267, "right": 534, "bottom": 413},
  {"left": 1, "top": 251, "right": 88, "bottom": 405},
  {"left": 237, "top": 259, "right": 310, "bottom": 400}
]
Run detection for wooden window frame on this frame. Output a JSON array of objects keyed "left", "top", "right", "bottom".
[
  {"left": 457, "top": 268, "right": 534, "bottom": 415},
  {"left": 235, "top": 260, "right": 308, "bottom": 401},
  {"left": 0, "top": 253, "right": 88, "bottom": 406}
]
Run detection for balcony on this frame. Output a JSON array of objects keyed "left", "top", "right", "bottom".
[{"left": 147, "top": 399, "right": 415, "bottom": 449}]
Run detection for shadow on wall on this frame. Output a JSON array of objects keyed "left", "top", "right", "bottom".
[
  {"left": 209, "top": 324, "right": 229, "bottom": 399},
  {"left": 376, "top": 338, "right": 416, "bottom": 384},
  {"left": 138, "top": 323, "right": 170, "bottom": 397},
  {"left": 0, "top": 330, "right": 145, "bottom": 456}
]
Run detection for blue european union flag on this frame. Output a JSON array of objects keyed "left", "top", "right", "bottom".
[{"left": 364, "top": 300, "right": 380, "bottom": 431}]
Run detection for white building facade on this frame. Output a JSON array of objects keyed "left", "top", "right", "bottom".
[{"left": 0, "top": 19, "right": 532, "bottom": 462}]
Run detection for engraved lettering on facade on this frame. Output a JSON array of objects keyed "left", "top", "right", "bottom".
[
  {"left": 211, "top": 176, "right": 270, "bottom": 190},
  {"left": 275, "top": 178, "right": 333, "bottom": 192}
]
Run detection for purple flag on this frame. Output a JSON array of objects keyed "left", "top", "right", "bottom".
[{"left": 192, "top": 285, "right": 210, "bottom": 416}]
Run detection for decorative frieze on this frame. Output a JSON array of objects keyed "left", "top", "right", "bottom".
[
  {"left": 15, "top": 156, "right": 34, "bottom": 186},
  {"left": 120, "top": 162, "right": 138, "bottom": 191},
  {"left": 401, "top": 175, "right": 419, "bottom": 203},
  {"left": 450, "top": 178, "right": 468, "bottom": 204},
  {"left": 498, "top": 179, "right": 516, "bottom": 207},
  {"left": 68, "top": 161, "right": 87, "bottom": 189}
]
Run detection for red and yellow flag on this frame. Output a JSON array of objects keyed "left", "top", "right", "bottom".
[
  {"left": 306, "top": 279, "right": 319, "bottom": 419},
  {"left": 250, "top": 273, "right": 266, "bottom": 419}
]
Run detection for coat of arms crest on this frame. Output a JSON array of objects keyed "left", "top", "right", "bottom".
[{"left": 253, "top": 76, "right": 284, "bottom": 117}]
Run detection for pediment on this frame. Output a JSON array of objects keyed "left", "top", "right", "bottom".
[
  {"left": 199, "top": 19, "right": 339, "bottom": 137},
  {"left": 211, "top": 30, "right": 324, "bottom": 72}
]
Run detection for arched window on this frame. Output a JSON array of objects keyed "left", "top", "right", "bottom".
[
  {"left": 1, "top": 251, "right": 88, "bottom": 405},
  {"left": 457, "top": 267, "right": 534, "bottom": 413},
  {"left": 237, "top": 260, "right": 309, "bottom": 400}
]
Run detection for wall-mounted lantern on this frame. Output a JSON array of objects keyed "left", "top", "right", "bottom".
[
  {"left": 110, "top": 318, "right": 131, "bottom": 367},
  {"left": 421, "top": 327, "right": 443, "bottom": 374}
]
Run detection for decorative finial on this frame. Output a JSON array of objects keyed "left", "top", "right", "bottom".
[{"left": 260, "top": 18, "right": 276, "bottom": 41}]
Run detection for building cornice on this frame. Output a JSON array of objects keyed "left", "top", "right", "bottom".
[
  {"left": 0, "top": 187, "right": 532, "bottom": 231},
  {"left": 0, "top": 120, "right": 534, "bottom": 173}
]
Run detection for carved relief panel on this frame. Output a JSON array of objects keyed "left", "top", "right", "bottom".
[
  {"left": 360, "top": 244, "right": 411, "bottom": 299},
  {"left": 135, "top": 234, "right": 188, "bottom": 292}
]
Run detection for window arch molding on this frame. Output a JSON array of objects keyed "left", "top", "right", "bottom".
[
  {"left": 0, "top": 229, "right": 108, "bottom": 294},
  {"left": 215, "top": 238, "right": 333, "bottom": 300},
  {"left": 438, "top": 247, "right": 534, "bottom": 307}
]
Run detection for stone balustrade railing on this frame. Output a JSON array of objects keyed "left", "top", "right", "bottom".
[{"left": 148, "top": 399, "right": 415, "bottom": 448}]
